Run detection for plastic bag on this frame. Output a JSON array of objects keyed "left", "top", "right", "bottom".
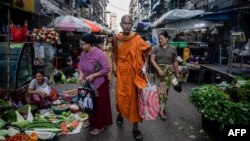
[
  {"left": 138, "top": 72, "right": 159, "bottom": 120},
  {"left": 174, "top": 82, "right": 182, "bottom": 92}
]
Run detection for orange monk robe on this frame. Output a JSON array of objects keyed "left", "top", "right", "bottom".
[{"left": 115, "top": 32, "right": 151, "bottom": 123}]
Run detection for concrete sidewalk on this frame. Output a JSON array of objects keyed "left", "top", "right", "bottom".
[{"left": 53, "top": 81, "right": 212, "bottom": 141}]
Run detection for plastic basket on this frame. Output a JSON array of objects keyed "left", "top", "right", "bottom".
[
  {"left": 169, "top": 42, "right": 179, "bottom": 47},
  {"left": 178, "top": 42, "right": 188, "bottom": 48}
]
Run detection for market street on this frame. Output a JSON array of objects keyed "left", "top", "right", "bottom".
[
  {"left": 1, "top": 0, "right": 250, "bottom": 141},
  {"left": 54, "top": 82, "right": 212, "bottom": 141}
]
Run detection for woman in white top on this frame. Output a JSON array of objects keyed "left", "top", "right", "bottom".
[
  {"left": 28, "top": 70, "right": 52, "bottom": 108},
  {"left": 28, "top": 70, "right": 50, "bottom": 97}
]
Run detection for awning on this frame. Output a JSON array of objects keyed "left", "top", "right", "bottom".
[
  {"left": 165, "top": 19, "right": 223, "bottom": 29},
  {"left": 201, "top": 11, "right": 234, "bottom": 21},
  {"left": 82, "top": 19, "right": 103, "bottom": 33},
  {"left": 151, "top": 9, "right": 205, "bottom": 28},
  {"left": 47, "top": 15, "right": 91, "bottom": 32},
  {"left": 94, "top": 22, "right": 113, "bottom": 33}
]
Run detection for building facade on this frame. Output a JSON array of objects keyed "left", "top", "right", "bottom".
[
  {"left": 87, "top": 0, "right": 108, "bottom": 25},
  {"left": 108, "top": 12, "right": 118, "bottom": 33},
  {"left": 129, "top": 0, "right": 151, "bottom": 26}
]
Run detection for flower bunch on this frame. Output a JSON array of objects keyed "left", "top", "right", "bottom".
[{"left": 32, "top": 27, "right": 59, "bottom": 44}]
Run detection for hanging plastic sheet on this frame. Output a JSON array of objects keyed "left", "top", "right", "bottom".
[
  {"left": 34, "top": 42, "right": 45, "bottom": 59},
  {"left": 201, "top": 11, "right": 233, "bottom": 21},
  {"left": 150, "top": 9, "right": 204, "bottom": 28},
  {"left": 165, "top": 19, "right": 223, "bottom": 29}
]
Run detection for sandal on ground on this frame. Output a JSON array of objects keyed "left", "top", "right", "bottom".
[
  {"left": 90, "top": 128, "right": 104, "bottom": 135},
  {"left": 133, "top": 129, "right": 143, "bottom": 141},
  {"left": 159, "top": 115, "right": 167, "bottom": 121},
  {"left": 159, "top": 111, "right": 167, "bottom": 121},
  {"left": 83, "top": 121, "right": 90, "bottom": 128},
  {"left": 116, "top": 114, "right": 123, "bottom": 127}
]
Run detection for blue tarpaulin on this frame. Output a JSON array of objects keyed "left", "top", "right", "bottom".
[{"left": 201, "top": 11, "right": 234, "bottom": 21}]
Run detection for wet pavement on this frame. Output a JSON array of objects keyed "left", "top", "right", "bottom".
[{"left": 53, "top": 80, "right": 212, "bottom": 141}]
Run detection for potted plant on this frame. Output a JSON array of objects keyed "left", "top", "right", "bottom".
[{"left": 189, "top": 84, "right": 250, "bottom": 140}]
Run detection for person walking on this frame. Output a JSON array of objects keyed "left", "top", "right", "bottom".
[
  {"left": 150, "top": 31, "right": 180, "bottom": 120},
  {"left": 112, "top": 15, "right": 151, "bottom": 141},
  {"left": 104, "top": 34, "right": 114, "bottom": 85},
  {"left": 78, "top": 33, "right": 113, "bottom": 135}
]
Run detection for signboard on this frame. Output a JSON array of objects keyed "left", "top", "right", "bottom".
[{"left": 13, "top": 0, "right": 35, "bottom": 13}]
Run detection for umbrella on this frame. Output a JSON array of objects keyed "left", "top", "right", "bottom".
[
  {"left": 94, "top": 22, "right": 113, "bottom": 33},
  {"left": 82, "top": 19, "right": 103, "bottom": 33},
  {"left": 48, "top": 15, "right": 91, "bottom": 32}
]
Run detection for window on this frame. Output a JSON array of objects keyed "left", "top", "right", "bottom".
[{"left": 17, "top": 44, "right": 33, "bottom": 88}]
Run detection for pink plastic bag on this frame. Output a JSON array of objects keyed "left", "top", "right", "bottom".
[{"left": 138, "top": 73, "right": 160, "bottom": 120}]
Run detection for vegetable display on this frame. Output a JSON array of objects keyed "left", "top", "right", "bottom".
[
  {"left": 0, "top": 120, "right": 5, "bottom": 129},
  {"left": 189, "top": 83, "right": 250, "bottom": 127},
  {"left": 0, "top": 93, "right": 87, "bottom": 140},
  {"left": 1, "top": 110, "right": 16, "bottom": 123},
  {"left": 0, "top": 100, "right": 11, "bottom": 109}
]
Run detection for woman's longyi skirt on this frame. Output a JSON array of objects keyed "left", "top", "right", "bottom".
[{"left": 89, "top": 79, "right": 113, "bottom": 129}]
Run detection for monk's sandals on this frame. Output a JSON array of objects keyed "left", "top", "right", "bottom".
[
  {"left": 133, "top": 129, "right": 143, "bottom": 141},
  {"left": 116, "top": 115, "right": 123, "bottom": 127}
]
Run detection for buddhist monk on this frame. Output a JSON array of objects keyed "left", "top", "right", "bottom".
[{"left": 112, "top": 15, "right": 151, "bottom": 141}]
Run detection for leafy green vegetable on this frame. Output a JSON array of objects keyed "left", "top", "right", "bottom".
[
  {"left": 0, "top": 129, "right": 7, "bottom": 136},
  {"left": 0, "top": 120, "right": 5, "bottom": 129},
  {"left": 17, "top": 104, "right": 37, "bottom": 114},
  {"left": 0, "top": 100, "right": 11, "bottom": 108},
  {"left": 189, "top": 84, "right": 250, "bottom": 128},
  {"left": 27, "top": 106, "right": 33, "bottom": 123},
  {"left": 1, "top": 110, "right": 16, "bottom": 123},
  {"left": 237, "top": 80, "right": 250, "bottom": 102},
  {"left": 11, "top": 120, "right": 30, "bottom": 129},
  {"left": 15, "top": 111, "right": 24, "bottom": 122}
]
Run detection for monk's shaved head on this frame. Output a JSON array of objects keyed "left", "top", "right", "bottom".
[
  {"left": 120, "top": 15, "right": 133, "bottom": 35},
  {"left": 121, "top": 15, "right": 132, "bottom": 23}
]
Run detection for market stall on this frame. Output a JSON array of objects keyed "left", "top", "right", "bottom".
[
  {"left": 31, "top": 27, "right": 60, "bottom": 83},
  {"left": 0, "top": 101, "right": 88, "bottom": 141},
  {"left": 46, "top": 15, "right": 90, "bottom": 78},
  {"left": 0, "top": 9, "right": 35, "bottom": 107},
  {"left": 189, "top": 78, "right": 250, "bottom": 140},
  {"left": 150, "top": 9, "right": 227, "bottom": 83},
  {"left": 0, "top": 81, "right": 93, "bottom": 141}
]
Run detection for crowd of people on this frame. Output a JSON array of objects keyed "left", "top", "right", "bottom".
[{"left": 27, "top": 15, "right": 183, "bottom": 141}]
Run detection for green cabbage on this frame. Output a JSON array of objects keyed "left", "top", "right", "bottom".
[
  {"left": 0, "top": 129, "right": 7, "bottom": 136},
  {"left": 0, "top": 120, "right": 5, "bottom": 129}
]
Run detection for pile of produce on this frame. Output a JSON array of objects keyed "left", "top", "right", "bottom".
[
  {"left": 32, "top": 27, "right": 59, "bottom": 44},
  {"left": 189, "top": 78, "right": 250, "bottom": 128},
  {"left": 0, "top": 104, "right": 83, "bottom": 141}
]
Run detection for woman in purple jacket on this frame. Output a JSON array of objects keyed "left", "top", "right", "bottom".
[{"left": 78, "top": 34, "right": 113, "bottom": 135}]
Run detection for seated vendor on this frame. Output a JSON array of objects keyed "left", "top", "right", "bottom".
[
  {"left": 28, "top": 70, "right": 54, "bottom": 108},
  {"left": 61, "top": 56, "right": 76, "bottom": 78}
]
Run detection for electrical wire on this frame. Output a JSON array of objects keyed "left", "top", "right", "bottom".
[{"left": 108, "top": 3, "right": 129, "bottom": 12}]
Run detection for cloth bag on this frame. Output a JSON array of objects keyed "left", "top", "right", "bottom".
[
  {"left": 78, "top": 81, "right": 98, "bottom": 114},
  {"left": 138, "top": 72, "right": 160, "bottom": 120}
]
